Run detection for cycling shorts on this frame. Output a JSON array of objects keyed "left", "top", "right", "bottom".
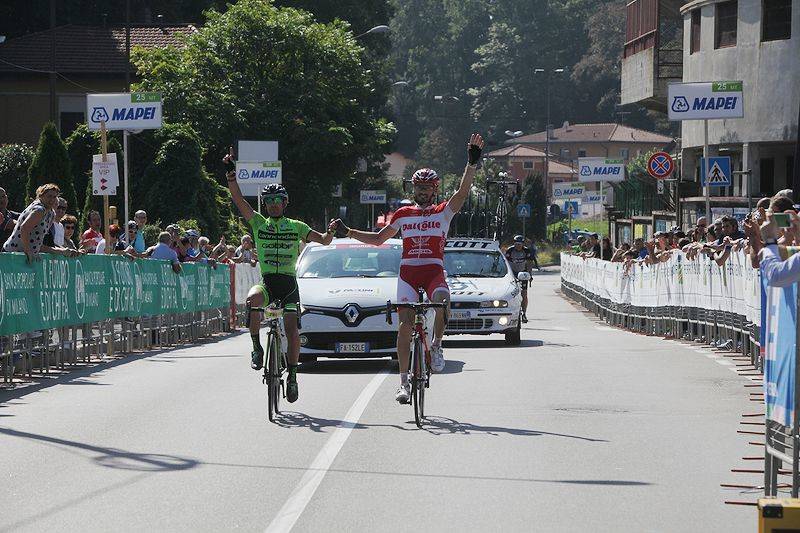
[
  {"left": 397, "top": 264, "right": 449, "bottom": 303},
  {"left": 255, "top": 273, "right": 300, "bottom": 312}
]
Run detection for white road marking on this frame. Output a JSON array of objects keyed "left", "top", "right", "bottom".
[
  {"left": 715, "top": 359, "right": 734, "bottom": 366},
  {"left": 265, "top": 367, "right": 390, "bottom": 533}
]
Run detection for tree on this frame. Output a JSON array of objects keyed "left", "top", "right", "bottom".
[
  {"left": 0, "top": 143, "right": 34, "bottom": 212},
  {"left": 132, "top": 0, "right": 394, "bottom": 221},
  {"left": 26, "top": 122, "right": 77, "bottom": 210}
]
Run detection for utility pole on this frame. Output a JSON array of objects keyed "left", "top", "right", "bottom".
[
  {"left": 49, "top": 0, "right": 56, "bottom": 122},
  {"left": 534, "top": 68, "right": 566, "bottom": 205}
]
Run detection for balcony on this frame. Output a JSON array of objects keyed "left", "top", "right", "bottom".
[{"left": 620, "top": 0, "right": 683, "bottom": 112}]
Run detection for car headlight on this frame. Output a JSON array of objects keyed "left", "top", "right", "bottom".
[
  {"left": 480, "top": 300, "right": 508, "bottom": 308},
  {"left": 299, "top": 335, "right": 308, "bottom": 346}
]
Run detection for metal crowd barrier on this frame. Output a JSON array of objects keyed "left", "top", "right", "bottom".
[{"left": 1, "top": 309, "right": 231, "bottom": 385}]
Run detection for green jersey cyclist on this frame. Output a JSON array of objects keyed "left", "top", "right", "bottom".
[{"left": 224, "top": 151, "right": 335, "bottom": 403}]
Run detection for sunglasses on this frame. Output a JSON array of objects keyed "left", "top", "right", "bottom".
[
  {"left": 263, "top": 196, "right": 285, "bottom": 205},
  {"left": 63, "top": 225, "right": 75, "bottom": 229}
]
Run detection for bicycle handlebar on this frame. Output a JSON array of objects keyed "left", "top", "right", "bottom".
[{"left": 385, "top": 299, "right": 448, "bottom": 325}]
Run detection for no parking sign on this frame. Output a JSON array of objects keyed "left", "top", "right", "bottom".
[{"left": 647, "top": 152, "right": 674, "bottom": 179}]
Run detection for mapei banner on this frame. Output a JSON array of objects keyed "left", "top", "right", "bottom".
[{"left": 0, "top": 253, "right": 230, "bottom": 336}]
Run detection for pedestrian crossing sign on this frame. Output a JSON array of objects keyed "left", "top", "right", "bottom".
[{"left": 700, "top": 156, "right": 731, "bottom": 187}]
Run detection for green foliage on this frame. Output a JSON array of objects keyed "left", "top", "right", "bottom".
[
  {"left": 132, "top": 0, "right": 395, "bottom": 223},
  {"left": 141, "top": 222, "right": 164, "bottom": 249},
  {"left": 26, "top": 122, "right": 78, "bottom": 210},
  {"left": 0, "top": 143, "right": 34, "bottom": 212}
]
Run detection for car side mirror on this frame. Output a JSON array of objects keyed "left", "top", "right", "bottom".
[{"left": 517, "top": 272, "right": 531, "bottom": 282}]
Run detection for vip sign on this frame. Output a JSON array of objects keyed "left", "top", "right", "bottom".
[
  {"left": 668, "top": 81, "right": 744, "bottom": 121},
  {"left": 87, "top": 92, "right": 163, "bottom": 130},
  {"left": 577, "top": 158, "right": 626, "bottom": 183}
]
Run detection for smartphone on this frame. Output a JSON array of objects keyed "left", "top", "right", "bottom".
[{"left": 773, "top": 212, "right": 791, "bottom": 228}]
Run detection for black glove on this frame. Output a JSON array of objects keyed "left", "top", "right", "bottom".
[
  {"left": 467, "top": 142, "right": 482, "bottom": 166},
  {"left": 334, "top": 219, "right": 350, "bottom": 238}
]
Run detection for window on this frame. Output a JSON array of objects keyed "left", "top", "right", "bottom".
[
  {"left": 577, "top": 149, "right": 587, "bottom": 158},
  {"left": 560, "top": 148, "right": 570, "bottom": 159},
  {"left": 620, "top": 148, "right": 630, "bottom": 159},
  {"left": 763, "top": 0, "right": 792, "bottom": 41},
  {"left": 760, "top": 158, "right": 775, "bottom": 194},
  {"left": 715, "top": 1, "right": 738, "bottom": 48},
  {"left": 523, "top": 161, "right": 533, "bottom": 169},
  {"left": 690, "top": 9, "right": 701, "bottom": 53}
]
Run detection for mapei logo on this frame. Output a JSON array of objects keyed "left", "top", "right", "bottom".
[
  {"left": 90, "top": 107, "right": 110, "bottom": 123},
  {"left": 671, "top": 96, "right": 690, "bottom": 113},
  {"left": 238, "top": 169, "right": 250, "bottom": 180},
  {"left": 580, "top": 166, "right": 592, "bottom": 176},
  {"left": 401, "top": 220, "right": 441, "bottom": 232}
]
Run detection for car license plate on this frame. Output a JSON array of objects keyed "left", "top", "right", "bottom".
[
  {"left": 335, "top": 342, "right": 369, "bottom": 353},
  {"left": 450, "top": 310, "right": 472, "bottom": 320}
]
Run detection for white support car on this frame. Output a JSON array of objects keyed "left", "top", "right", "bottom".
[
  {"left": 443, "top": 238, "right": 525, "bottom": 345},
  {"left": 295, "top": 239, "right": 403, "bottom": 361}
]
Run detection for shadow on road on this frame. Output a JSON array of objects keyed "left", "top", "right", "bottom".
[
  {"left": 421, "top": 416, "right": 608, "bottom": 441},
  {"left": 299, "top": 359, "right": 394, "bottom": 375},
  {"left": 0, "top": 426, "right": 198, "bottom": 472},
  {"left": 443, "top": 339, "right": 543, "bottom": 349}
]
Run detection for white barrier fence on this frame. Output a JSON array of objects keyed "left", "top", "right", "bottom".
[{"left": 560, "top": 250, "right": 761, "bottom": 329}]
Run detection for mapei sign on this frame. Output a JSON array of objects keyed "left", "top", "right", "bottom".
[
  {"left": 668, "top": 81, "right": 744, "bottom": 121},
  {"left": 551, "top": 182, "right": 585, "bottom": 198},
  {"left": 87, "top": 93, "right": 163, "bottom": 131},
  {"left": 236, "top": 161, "right": 282, "bottom": 182},
  {"left": 577, "top": 158, "right": 626, "bottom": 183}
]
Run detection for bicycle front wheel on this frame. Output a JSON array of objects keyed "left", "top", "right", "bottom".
[
  {"left": 412, "top": 337, "right": 425, "bottom": 428},
  {"left": 270, "top": 331, "right": 281, "bottom": 418}
]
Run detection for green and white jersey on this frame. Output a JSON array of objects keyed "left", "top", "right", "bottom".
[{"left": 248, "top": 214, "right": 311, "bottom": 276}]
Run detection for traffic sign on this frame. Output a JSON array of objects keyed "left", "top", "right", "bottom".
[
  {"left": 577, "top": 158, "right": 626, "bottom": 182},
  {"left": 700, "top": 157, "right": 732, "bottom": 187},
  {"left": 360, "top": 190, "right": 386, "bottom": 204},
  {"left": 87, "top": 92, "right": 163, "bottom": 131},
  {"left": 563, "top": 200, "right": 580, "bottom": 216},
  {"left": 647, "top": 152, "right": 675, "bottom": 179},
  {"left": 516, "top": 203, "right": 531, "bottom": 218},
  {"left": 668, "top": 81, "right": 744, "bottom": 121},
  {"left": 657, "top": 180, "right": 665, "bottom": 194}
]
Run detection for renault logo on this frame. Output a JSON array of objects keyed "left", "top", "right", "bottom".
[{"left": 344, "top": 304, "right": 360, "bottom": 324}]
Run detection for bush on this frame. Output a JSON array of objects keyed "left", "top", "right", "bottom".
[
  {"left": 26, "top": 122, "right": 78, "bottom": 210},
  {"left": 0, "top": 143, "right": 34, "bottom": 212}
]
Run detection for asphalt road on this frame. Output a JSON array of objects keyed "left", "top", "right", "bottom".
[{"left": 0, "top": 269, "right": 755, "bottom": 532}]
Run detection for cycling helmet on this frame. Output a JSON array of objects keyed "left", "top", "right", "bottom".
[
  {"left": 261, "top": 183, "right": 288, "bottom": 199},
  {"left": 513, "top": 235, "right": 524, "bottom": 243},
  {"left": 411, "top": 168, "right": 439, "bottom": 185}
]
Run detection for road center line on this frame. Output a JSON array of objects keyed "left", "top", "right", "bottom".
[{"left": 265, "top": 367, "right": 391, "bottom": 533}]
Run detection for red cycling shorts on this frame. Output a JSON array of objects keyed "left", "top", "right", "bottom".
[{"left": 397, "top": 264, "right": 450, "bottom": 303}]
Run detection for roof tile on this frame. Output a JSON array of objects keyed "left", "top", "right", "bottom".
[{"left": 507, "top": 122, "right": 672, "bottom": 145}]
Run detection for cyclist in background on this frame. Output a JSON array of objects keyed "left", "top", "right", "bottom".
[
  {"left": 332, "top": 133, "right": 484, "bottom": 403},
  {"left": 225, "top": 151, "right": 335, "bottom": 403},
  {"left": 505, "top": 235, "right": 533, "bottom": 323}
]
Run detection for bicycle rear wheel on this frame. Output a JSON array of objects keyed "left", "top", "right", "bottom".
[
  {"left": 412, "top": 337, "right": 425, "bottom": 428},
  {"left": 270, "top": 331, "right": 281, "bottom": 418}
]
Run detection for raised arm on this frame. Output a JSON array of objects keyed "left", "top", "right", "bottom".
[
  {"left": 333, "top": 218, "right": 398, "bottom": 246},
  {"left": 447, "top": 133, "right": 484, "bottom": 214},
  {"left": 224, "top": 149, "right": 255, "bottom": 222},
  {"left": 305, "top": 220, "right": 336, "bottom": 246}
]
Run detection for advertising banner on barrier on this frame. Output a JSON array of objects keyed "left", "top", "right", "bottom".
[
  {"left": 763, "top": 281, "right": 797, "bottom": 427},
  {"left": 0, "top": 253, "right": 230, "bottom": 336}
]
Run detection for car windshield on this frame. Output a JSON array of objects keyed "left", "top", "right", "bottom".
[
  {"left": 444, "top": 250, "right": 508, "bottom": 278},
  {"left": 297, "top": 244, "right": 402, "bottom": 278}
]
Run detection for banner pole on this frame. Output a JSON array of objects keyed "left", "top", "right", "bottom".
[
  {"left": 100, "top": 121, "right": 111, "bottom": 255},
  {"left": 123, "top": 130, "right": 130, "bottom": 226},
  {"left": 703, "top": 119, "right": 710, "bottom": 222}
]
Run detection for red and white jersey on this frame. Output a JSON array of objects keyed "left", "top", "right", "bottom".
[{"left": 389, "top": 201, "right": 455, "bottom": 267}]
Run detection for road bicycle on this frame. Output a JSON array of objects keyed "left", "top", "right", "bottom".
[
  {"left": 385, "top": 289, "right": 447, "bottom": 428},
  {"left": 486, "top": 176, "right": 520, "bottom": 243},
  {"left": 247, "top": 302, "right": 288, "bottom": 422}
]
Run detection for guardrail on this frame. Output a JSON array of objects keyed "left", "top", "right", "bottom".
[
  {"left": 561, "top": 251, "right": 800, "bottom": 499},
  {"left": 0, "top": 253, "right": 232, "bottom": 384}
]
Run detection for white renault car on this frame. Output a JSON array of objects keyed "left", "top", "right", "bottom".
[
  {"left": 443, "top": 238, "right": 525, "bottom": 345},
  {"left": 296, "top": 238, "right": 403, "bottom": 361}
]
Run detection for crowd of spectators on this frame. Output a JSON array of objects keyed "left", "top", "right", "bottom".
[
  {"left": 568, "top": 189, "right": 800, "bottom": 275},
  {"left": 0, "top": 183, "right": 261, "bottom": 269}
]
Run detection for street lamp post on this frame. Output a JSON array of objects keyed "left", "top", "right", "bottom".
[{"left": 355, "top": 25, "right": 390, "bottom": 39}]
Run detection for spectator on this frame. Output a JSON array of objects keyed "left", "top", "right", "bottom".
[
  {"left": 176, "top": 236, "right": 192, "bottom": 262},
  {"left": 589, "top": 233, "right": 601, "bottom": 258},
  {"left": 96, "top": 224, "right": 132, "bottom": 258},
  {"left": 633, "top": 238, "right": 648, "bottom": 259},
  {"left": 80, "top": 210, "right": 103, "bottom": 253},
  {"left": 0, "top": 186, "right": 20, "bottom": 245},
  {"left": 132, "top": 210, "right": 147, "bottom": 253},
  {"left": 185, "top": 229, "right": 200, "bottom": 258},
  {"left": 2, "top": 183, "right": 78, "bottom": 262},
  {"left": 166, "top": 224, "right": 181, "bottom": 254},
  {"left": 123, "top": 220, "right": 139, "bottom": 249},
  {"left": 770, "top": 194, "right": 795, "bottom": 214},
  {"left": 600, "top": 236, "right": 613, "bottom": 261},
  {"left": 760, "top": 212, "right": 800, "bottom": 287},
  {"left": 61, "top": 215, "right": 79, "bottom": 251},
  {"left": 716, "top": 215, "right": 745, "bottom": 244},
  {"left": 235, "top": 235, "right": 256, "bottom": 263},
  {"left": 145, "top": 231, "right": 182, "bottom": 273},
  {"left": 44, "top": 197, "right": 68, "bottom": 247}
]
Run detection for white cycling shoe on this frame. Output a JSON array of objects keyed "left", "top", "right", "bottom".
[
  {"left": 395, "top": 383, "right": 411, "bottom": 404},
  {"left": 430, "top": 344, "right": 445, "bottom": 372}
]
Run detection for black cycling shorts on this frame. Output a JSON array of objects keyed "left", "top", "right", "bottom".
[{"left": 255, "top": 273, "right": 300, "bottom": 312}]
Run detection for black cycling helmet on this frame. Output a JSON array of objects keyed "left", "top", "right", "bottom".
[
  {"left": 513, "top": 234, "right": 524, "bottom": 243},
  {"left": 261, "top": 183, "right": 288, "bottom": 200}
]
